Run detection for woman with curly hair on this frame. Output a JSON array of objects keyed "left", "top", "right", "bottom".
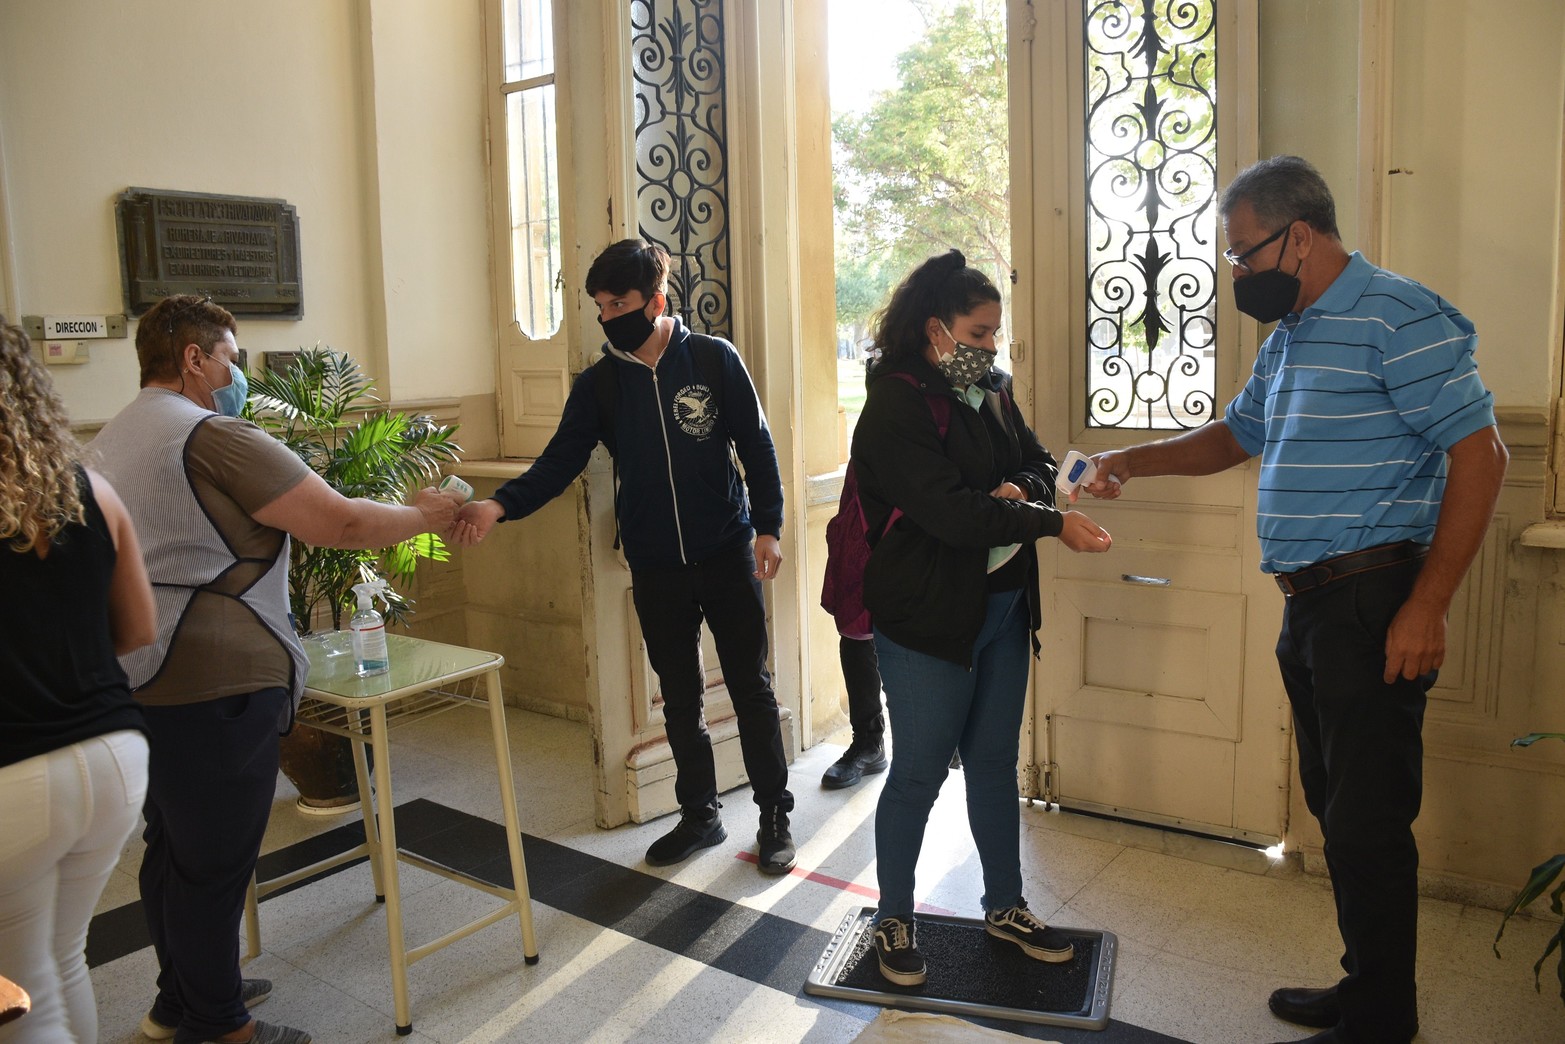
[
  {"left": 851, "top": 251, "right": 1111, "bottom": 986},
  {"left": 0, "top": 317, "right": 156, "bottom": 1043}
]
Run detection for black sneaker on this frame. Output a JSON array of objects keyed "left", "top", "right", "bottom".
[
  {"left": 821, "top": 741, "right": 888, "bottom": 789},
  {"left": 985, "top": 901, "right": 1073, "bottom": 962},
  {"left": 872, "top": 916, "right": 926, "bottom": 986},
  {"left": 645, "top": 809, "right": 726, "bottom": 866},
  {"left": 757, "top": 806, "right": 796, "bottom": 874}
]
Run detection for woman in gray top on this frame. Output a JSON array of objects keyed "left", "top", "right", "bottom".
[{"left": 96, "top": 295, "right": 461, "bottom": 1044}]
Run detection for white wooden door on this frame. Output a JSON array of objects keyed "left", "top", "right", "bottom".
[{"left": 1012, "top": 0, "right": 1290, "bottom": 843}]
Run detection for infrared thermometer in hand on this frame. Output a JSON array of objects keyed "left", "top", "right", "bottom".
[
  {"left": 438, "top": 475, "right": 475, "bottom": 502},
  {"left": 1055, "top": 450, "right": 1098, "bottom": 503}
]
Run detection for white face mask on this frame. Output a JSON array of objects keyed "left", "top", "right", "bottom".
[{"left": 934, "top": 320, "right": 995, "bottom": 387}]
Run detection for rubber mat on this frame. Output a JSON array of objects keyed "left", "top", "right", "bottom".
[{"left": 804, "top": 907, "right": 1115, "bottom": 1030}]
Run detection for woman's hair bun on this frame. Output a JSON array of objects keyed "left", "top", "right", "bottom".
[{"left": 939, "top": 249, "right": 967, "bottom": 274}]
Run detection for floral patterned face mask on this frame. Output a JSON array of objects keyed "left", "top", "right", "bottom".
[{"left": 933, "top": 320, "right": 996, "bottom": 388}]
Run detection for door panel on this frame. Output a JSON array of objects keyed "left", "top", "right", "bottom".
[
  {"left": 1051, "top": 719, "right": 1238, "bottom": 828},
  {"left": 1017, "top": 0, "right": 1287, "bottom": 842},
  {"left": 1050, "top": 580, "right": 1245, "bottom": 742}
]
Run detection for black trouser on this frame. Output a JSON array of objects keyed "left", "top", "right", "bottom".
[
  {"left": 1275, "top": 558, "right": 1430, "bottom": 1044},
  {"left": 139, "top": 688, "right": 288, "bottom": 1043},
  {"left": 839, "top": 635, "right": 885, "bottom": 746},
  {"left": 632, "top": 545, "right": 793, "bottom": 815}
]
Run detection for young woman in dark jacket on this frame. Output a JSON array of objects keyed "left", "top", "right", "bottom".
[{"left": 851, "top": 251, "right": 1111, "bottom": 986}]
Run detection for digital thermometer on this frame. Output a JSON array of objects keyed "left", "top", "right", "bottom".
[
  {"left": 438, "top": 475, "right": 475, "bottom": 502},
  {"left": 1055, "top": 450, "right": 1098, "bottom": 502}
]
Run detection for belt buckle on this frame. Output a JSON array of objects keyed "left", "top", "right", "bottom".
[{"left": 1277, "top": 562, "right": 1329, "bottom": 597}]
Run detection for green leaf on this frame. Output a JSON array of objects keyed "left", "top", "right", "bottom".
[
  {"left": 1495, "top": 853, "right": 1565, "bottom": 956},
  {"left": 1528, "top": 923, "right": 1564, "bottom": 999},
  {"left": 1511, "top": 733, "right": 1565, "bottom": 748}
]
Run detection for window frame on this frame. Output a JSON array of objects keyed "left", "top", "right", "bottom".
[
  {"left": 482, "top": 0, "right": 578, "bottom": 458},
  {"left": 487, "top": 0, "right": 568, "bottom": 345}
]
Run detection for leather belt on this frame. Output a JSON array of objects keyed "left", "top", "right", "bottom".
[{"left": 1273, "top": 540, "right": 1429, "bottom": 597}]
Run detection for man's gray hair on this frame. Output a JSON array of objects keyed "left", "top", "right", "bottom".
[{"left": 1220, "top": 155, "right": 1340, "bottom": 238}]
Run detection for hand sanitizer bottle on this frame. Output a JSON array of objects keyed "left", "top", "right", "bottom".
[{"left": 350, "top": 581, "right": 390, "bottom": 677}]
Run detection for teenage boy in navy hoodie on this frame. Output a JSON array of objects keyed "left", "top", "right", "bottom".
[{"left": 451, "top": 239, "right": 795, "bottom": 874}]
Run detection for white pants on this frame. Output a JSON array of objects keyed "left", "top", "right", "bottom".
[{"left": 0, "top": 730, "right": 149, "bottom": 1044}]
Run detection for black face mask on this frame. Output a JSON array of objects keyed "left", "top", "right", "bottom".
[
  {"left": 1232, "top": 234, "right": 1302, "bottom": 324},
  {"left": 600, "top": 307, "right": 656, "bottom": 353}
]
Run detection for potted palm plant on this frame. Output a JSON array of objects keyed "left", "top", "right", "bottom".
[{"left": 245, "top": 347, "right": 461, "bottom": 811}]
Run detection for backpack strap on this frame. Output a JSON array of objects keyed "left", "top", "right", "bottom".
[
  {"left": 887, "top": 371, "right": 951, "bottom": 438},
  {"left": 689, "top": 335, "right": 727, "bottom": 431},
  {"left": 588, "top": 356, "right": 625, "bottom": 549},
  {"left": 591, "top": 354, "right": 620, "bottom": 457},
  {"left": 874, "top": 372, "right": 951, "bottom": 539}
]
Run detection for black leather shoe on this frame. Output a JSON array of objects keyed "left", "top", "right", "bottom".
[
  {"left": 1268, "top": 985, "right": 1339, "bottom": 1029},
  {"left": 645, "top": 809, "right": 726, "bottom": 866},
  {"left": 821, "top": 742, "right": 888, "bottom": 789}
]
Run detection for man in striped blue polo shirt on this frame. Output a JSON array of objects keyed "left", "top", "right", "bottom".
[{"left": 1083, "top": 156, "right": 1508, "bottom": 1044}]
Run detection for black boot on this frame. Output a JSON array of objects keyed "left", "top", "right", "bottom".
[
  {"left": 646, "top": 807, "right": 726, "bottom": 867},
  {"left": 821, "top": 740, "right": 888, "bottom": 789},
  {"left": 756, "top": 806, "right": 796, "bottom": 874}
]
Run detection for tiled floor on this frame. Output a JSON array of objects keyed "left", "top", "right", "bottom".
[{"left": 83, "top": 706, "right": 1563, "bottom": 1043}]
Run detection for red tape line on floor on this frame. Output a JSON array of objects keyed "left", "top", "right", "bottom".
[{"left": 734, "top": 852, "right": 956, "bottom": 916}]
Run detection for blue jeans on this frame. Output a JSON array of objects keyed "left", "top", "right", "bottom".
[{"left": 873, "top": 589, "right": 1030, "bottom": 920}]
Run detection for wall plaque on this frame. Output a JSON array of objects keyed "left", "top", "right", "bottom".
[{"left": 116, "top": 187, "right": 303, "bottom": 318}]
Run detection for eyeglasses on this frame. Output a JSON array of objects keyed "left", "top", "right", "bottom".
[
  {"left": 1222, "top": 221, "right": 1295, "bottom": 275},
  {"left": 163, "top": 295, "right": 215, "bottom": 337}
]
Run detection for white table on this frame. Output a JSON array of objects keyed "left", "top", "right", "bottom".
[{"left": 245, "top": 633, "right": 538, "bottom": 1035}]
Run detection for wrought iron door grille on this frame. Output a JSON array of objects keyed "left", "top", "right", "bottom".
[
  {"left": 631, "top": 0, "right": 732, "bottom": 339},
  {"left": 1084, "top": 0, "right": 1217, "bottom": 429}
]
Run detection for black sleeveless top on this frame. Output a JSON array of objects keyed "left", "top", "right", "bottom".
[{"left": 0, "top": 468, "right": 146, "bottom": 769}]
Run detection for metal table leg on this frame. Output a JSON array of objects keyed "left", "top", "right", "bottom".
[
  {"left": 485, "top": 668, "right": 539, "bottom": 962},
  {"left": 368, "top": 703, "right": 413, "bottom": 1035}
]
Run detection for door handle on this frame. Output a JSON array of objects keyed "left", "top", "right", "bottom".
[{"left": 1121, "top": 574, "right": 1171, "bottom": 587}]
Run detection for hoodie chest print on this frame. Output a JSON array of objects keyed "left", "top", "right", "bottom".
[{"left": 673, "top": 383, "right": 718, "bottom": 439}]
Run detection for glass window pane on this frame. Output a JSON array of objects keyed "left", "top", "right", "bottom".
[
  {"left": 506, "top": 85, "right": 562, "bottom": 338},
  {"left": 502, "top": 0, "right": 554, "bottom": 83},
  {"left": 826, "top": 0, "right": 1010, "bottom": 440},
  {"left": 1084, "top": 0, "right": 1217, "bottom": 429}
]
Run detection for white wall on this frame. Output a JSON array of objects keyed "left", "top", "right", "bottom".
[
  {"left": 360, "top": 0, "right": 494, "bottom": 402},
  {"left": 0, "top": 0, "right": 493, "bottom": 422},
  {"left": 1383, "top": 0, "right": 1565, "bottom": 407},
  {"left": 1259, "top": 0, "right": 1565, "bottom": 897}
]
